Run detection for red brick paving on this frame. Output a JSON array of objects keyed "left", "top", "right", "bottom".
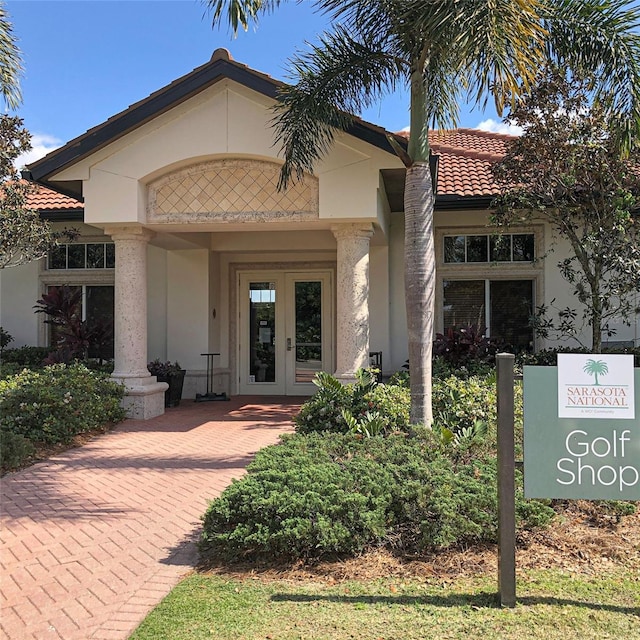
[{"left": 0, "top": 397, "right": 300, "bottom": 640}]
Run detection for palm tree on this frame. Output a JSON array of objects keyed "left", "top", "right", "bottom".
[
  {"left": 583, "top": 359, "right": 609, "bottom": 386},
  {"left": 206, "top": 0, "right": 640, "bottom": 425},
  {"left": 0, "top": 2, "right": 22, "bottom": 109}
]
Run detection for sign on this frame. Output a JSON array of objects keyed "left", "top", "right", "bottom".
[
  {"left": 524, "top": 363, "right": 640, "bottom": 500},
  {"left": 557, "top": 354, "right": 634, "bottom": 420}
]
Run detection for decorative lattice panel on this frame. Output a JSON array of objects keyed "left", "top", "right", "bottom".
[{"left": 147, "top": 159, "right": 318, "bottom": 222}]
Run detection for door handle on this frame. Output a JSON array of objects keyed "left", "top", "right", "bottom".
[{"left": 287, "top": 338, "right": 292, "bottom": 351}]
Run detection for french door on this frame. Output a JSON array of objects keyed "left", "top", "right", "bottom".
[{"left": 238, "top": 271, "right": 333, "bottom": 395}]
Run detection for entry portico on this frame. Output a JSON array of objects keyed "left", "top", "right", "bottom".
[{"left": 26, "top": 49, "right": 402, "bottom": 418}]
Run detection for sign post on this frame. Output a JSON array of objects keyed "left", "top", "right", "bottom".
[{"left": 496, "top": 353, "right": 516, "bottom": 608}]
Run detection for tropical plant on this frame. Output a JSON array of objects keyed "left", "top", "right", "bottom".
[
  {"left": 33, "top": 285, "right": 113, "bottom": 363},
  {"left": 206, "top": 0, "right": 640, "bottom": 425}
]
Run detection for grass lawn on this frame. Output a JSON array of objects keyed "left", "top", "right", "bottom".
[{"left": 130, "top": 568, "right": 639, "bottom": 640}]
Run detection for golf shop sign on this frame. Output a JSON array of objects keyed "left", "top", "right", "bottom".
[{"left": 524, "top": 354, "right": 639, "bottom": 500}]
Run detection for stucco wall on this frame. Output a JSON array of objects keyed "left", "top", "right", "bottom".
[{"left": 0, "top": 259, "right": 40, "bottom": 348}]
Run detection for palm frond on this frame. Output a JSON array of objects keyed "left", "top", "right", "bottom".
[
  {"left": 0, "top": 3, "right": 22, "bottom": 109},
  {"left": 202, "top": 0, "right": 285, "bottom": 33},
  {"left": 273, "top": 25, "right": 404, "bottom": 188},
  {"left": 544, "top": 0, "right": 640, "bottom": 151}
]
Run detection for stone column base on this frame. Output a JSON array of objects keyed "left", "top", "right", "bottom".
[{"left": 113, "top": 375, "right": 169, "bottom": 420}]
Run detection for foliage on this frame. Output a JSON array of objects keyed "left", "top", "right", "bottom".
[
  {"left": 0, "top": 326, "right": 13, "bottom": 356},
  {"left": 0, "top": 363, "right": 126, "bottom": 444},
  {"left": 147, "top": 359, "right": 184, "bottom": 377},
  {"left": 517, "top": 346, "right": 640, "bottom": 368},
  {"left": 0, "top": 116, "right": 77, "bottom": 269},
  {"left": 34, "top": 285, "right": 113, "bottom": 363},
  {"left": 432, "top": 374, "right": 497, "bottom": 443},
  {"left": 200, "top": 432, "right": 554, "bottom": 562},
  {"left": 433, "top": 325, "right": 499, "bottom": 367},
  {"left": 294, "top": 370, "right": 409, "bottom": 435},
  {"left": 0, "top": 345, "right": 50, "bottom": 367},
  {"left": 432, "top": 355, "right": 495, "bottom": 379},
  {"left": 493, "top": 69, "right": 640, "bottom": 352},
  {"left": 0, "top": 428, "right": 35, "bottom": 473}
]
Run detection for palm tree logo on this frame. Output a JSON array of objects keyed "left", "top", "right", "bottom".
[{"left": 583, "top": 359, "right": 609, "bottom": 386}]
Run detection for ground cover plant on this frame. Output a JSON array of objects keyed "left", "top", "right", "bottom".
[
  {"left": 200, "top": 369, "right": 552, "bottom": 563},
  {"left": 0, "top": 362, "right": 126, "bottom": 472}
]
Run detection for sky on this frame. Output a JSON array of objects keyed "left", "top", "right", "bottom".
[{"left": 6, "top": 0, "right": 516, "bottom": 166}]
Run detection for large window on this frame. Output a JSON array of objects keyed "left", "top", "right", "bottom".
[{"left": 443, "top": 279, "right": 534, "bottom": 350}]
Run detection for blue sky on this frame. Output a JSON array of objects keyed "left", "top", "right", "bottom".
[{"left": 7, "top": 0, "right": 512, "bottom": 165}]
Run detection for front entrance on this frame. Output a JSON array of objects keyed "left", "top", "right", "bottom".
[{"left": 238, "top": 271, "right": 333, "bottom": 395}]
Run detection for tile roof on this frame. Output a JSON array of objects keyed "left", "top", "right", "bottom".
[
  {"left": 27, "top": 183, "right": 82, "bottom": 211},
  {"left": 396, "top": 128, "right": 513, "bottom": 198}
]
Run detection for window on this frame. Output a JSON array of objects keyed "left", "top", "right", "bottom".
[
  {"left": 444, "top": 234, "right": 534, "bottom": 263},
  {"left": 48, "top": 243, "right": 115, "bottom": 270},
  {"left": 443, "top": 279, "right": 534, "bottom": 350}
]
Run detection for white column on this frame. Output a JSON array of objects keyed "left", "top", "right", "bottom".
[
  {"left": 332, "top": 224, "right": 374, "bottom": 383},
  {"left": 107, "top": 225, "right": 168, "bottom": 419}
]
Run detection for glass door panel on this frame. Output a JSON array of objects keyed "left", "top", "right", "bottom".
[
  {"left": 248, "top": 282, "right": 277, "bottom": 383},
  {"left": 293, "top": 281, "right": 323, "bottom": 384}
]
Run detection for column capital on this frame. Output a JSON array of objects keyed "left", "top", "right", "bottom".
[
  {"left": 103, "top": 225, "right": 155, "bottom": 243},
  {"left": 331, "top": 223, "right": 374, "bottom": 241}
]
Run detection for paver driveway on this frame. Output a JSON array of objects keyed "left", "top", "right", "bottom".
[{"left": 0, "top": 397, "right": 300, "bottom": 640}]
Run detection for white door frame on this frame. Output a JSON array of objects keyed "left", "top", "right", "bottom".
[{"left": 237, "top": 270, "right": 333, "bottom": 395}]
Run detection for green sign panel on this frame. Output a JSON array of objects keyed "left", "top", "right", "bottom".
[{"left": 524, "top": 367, "right": 640, "bottom": 500}]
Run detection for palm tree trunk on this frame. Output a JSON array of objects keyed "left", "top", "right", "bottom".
[{"left": 404, "top": 161, "right": 435, "bottom": 426}]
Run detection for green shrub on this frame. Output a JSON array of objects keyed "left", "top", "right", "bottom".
[
  {"left": 432, "top": 374, "right": 497, "bottom": 438},
  {"left": 201, "top": 434, "right": 394, "bottom": 560},
  {"left": 1, "top": 346, "right": 50, "bottom": 367},
  {"left": 0, "top": 363, "right": 126, "bottom": 444},
  {"left": 294, "top": 370, "right": 409, "bottom": 435},
  {"left": 0, "top": 429, "right": 35, "bottom": 473},
  {"left": 0, "top": 363, "right": 26, "bottom": 380},
  {"left": 517, "top": 346, "right": 640, "bottom": 367},
  {"left": 200, "top": 432, "right": 554, "bottom": 562}
]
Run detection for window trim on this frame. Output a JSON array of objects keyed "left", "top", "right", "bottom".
[{"left": 435, "top": 225, "right": 544, "bottom": 349}]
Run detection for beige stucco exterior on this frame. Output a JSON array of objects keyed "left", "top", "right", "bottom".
[{"left": 3, "top": 58, "right": 637, "bottom": 418}]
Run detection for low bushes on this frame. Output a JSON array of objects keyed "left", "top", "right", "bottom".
[
  {"left": 0, "top": 430, "right": 36, "bottom": 472},
  {"left": 0, "top": 363, "right": 126, "bottom": 471},
  {"left": 294, "top": 369, "right": 410, "bottom": 436},
  {"left": 200, "top": 431, "right": 554, "bottom": 562}
]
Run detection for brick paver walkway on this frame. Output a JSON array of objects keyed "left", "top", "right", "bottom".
[{"left": 0, "top": 397, "right": 300, "bottom": 640}]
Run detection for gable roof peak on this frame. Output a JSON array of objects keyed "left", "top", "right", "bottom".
[{"left": 211, "top": 48, "right": 233, "bottom": 62}]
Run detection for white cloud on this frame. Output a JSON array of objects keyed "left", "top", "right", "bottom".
[
  {"left": 476, "top": 118, "right": 523, "bottom": 136},
  {"left": 15, "top": 133, "right": 62, "bottom": 169}
]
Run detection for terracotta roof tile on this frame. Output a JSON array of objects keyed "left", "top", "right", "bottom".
[
  {"left": 397, "top": 128, "right": 513, "bottom": 197},
  {"left": 26, "top": 183, "right": 82, "bottom": 211}
]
